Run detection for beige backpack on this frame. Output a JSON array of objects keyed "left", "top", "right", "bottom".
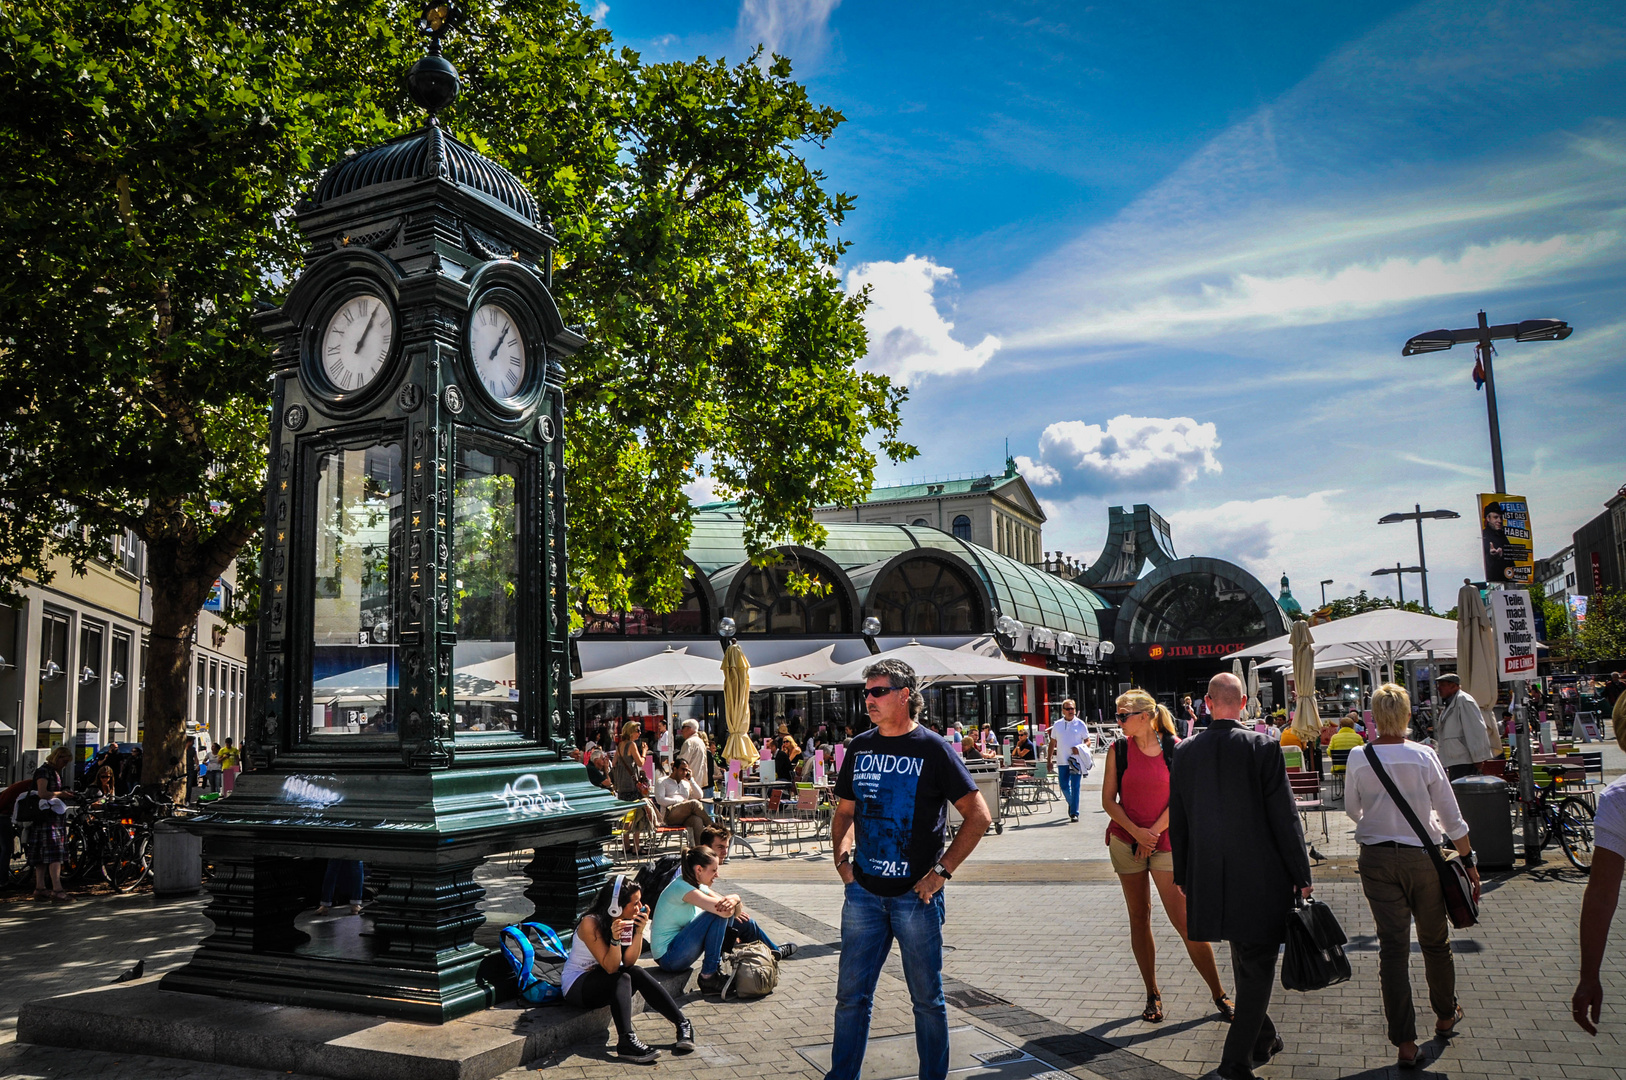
[{"left": 721, "top": 940, "right": 778, "bottom": 998}]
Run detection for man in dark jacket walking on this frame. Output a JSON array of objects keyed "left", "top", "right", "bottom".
[{"left": 1170, "top": 671, "right": 1313, "bottom": 1080}]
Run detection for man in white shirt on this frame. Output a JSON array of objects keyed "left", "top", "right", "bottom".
[
  {"left": 654, "top": 717, "right": 673, "bottom": 768},
  {"left": 1434, "top": 674, "right": 1495, "bottom": 780},
  {"left": 676, "top": 719, "right": 712, "bottom": 796},
  {"left": 654, "top": 759, "right": 714, "bottom": 848},
  {"left": 1047, "top": 699, "right": 1093, "bottom": 822}
]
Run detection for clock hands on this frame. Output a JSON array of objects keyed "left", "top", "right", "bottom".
[
  {"left": 486, "top": 323, "right": 510, "bottom": 362},
  {"left": 354, "top": 302, "right": 381, "bottom": 354}
]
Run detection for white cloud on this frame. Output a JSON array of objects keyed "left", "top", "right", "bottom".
[
  {"left": 846, "top": 255, "right": 1000, "bottom": 385},
  {"left": 1016, "top": 415, "right": 1220, "bottom": 497},
  {"left": 737, "top": 0, "right": 840, "bottom": 64},
  {"left": 588, "top": 2, "right": 609, "bottom": 23},
  {"left": 1006, "top": 232, "right": 1619, "bottom": 349},
  {"left": 682, "top": 471, "right": 725, "bottom": 505},
  {"left": 1166, "top": 491, "right": 1343, "bottom": 569}
]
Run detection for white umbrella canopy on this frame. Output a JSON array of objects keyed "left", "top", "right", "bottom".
[
  {"left": 1245, "top": 661, "right": 1262, "bottom": 720},
  {"left": 1234, "top": 608, "right": 1456, "bottom": 680},
  {"left": 1454, "top": 581, "right": 1499, "bottom": 709},
  {"left": 812, "top": 640, "right": 1049, "bottom": 690}
]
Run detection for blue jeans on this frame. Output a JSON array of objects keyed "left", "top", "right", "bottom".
[
  {"left": 319, "top": 860, "right": 364, "bottom": 906},
  {"left": 1058, "top": 763, "right": 1082, "bottom": 817},
  {"left": 655, "top": 909, "right": 779, "bottom": 976},
  {"left": 827, "top": 881, "right": 948, "bottom": 1080}
]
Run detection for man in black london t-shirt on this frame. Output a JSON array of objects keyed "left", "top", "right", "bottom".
[{"left": 827, "top": 659, "right": 989, "bottom": 1080}]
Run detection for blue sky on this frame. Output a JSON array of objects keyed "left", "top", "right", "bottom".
[{"left": 605, "top": 0, "right": 1626, "bottom": 606}]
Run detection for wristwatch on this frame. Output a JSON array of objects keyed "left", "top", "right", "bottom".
[
  {"left": 932, "top": 862, "right": 953, "bottom": 880},
  {"left": 1462, "top": 851, "right": 1477, "bottom": 868},
  {"left": 836, "top": 850, "right": 852, "bottom": 867}
]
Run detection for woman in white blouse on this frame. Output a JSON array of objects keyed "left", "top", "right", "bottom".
[{"left": 1345, "top": 683, "right": 1481, "bottom": 1070}]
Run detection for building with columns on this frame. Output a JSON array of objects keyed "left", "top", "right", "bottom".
[
  {"left": 809, "top": 457, "right": 1047, "bottom": 565},
  {"left": 0, "top": 534, "right": 248, "bottom": 784}
]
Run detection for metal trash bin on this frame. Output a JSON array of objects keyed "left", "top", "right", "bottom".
[
  {"left": 151, "top": 819, "right": 202, "bottom": 897},
  {"left": 949, "top": 761, "right": 1003, "bottom": 836},
  {"left": 1452, "top": 775, "right": 1514, "bottom": 870}
]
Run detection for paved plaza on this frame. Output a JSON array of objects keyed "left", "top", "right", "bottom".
[{"left": 1, "top": 742, "right": 1622, "bottom": 1080}]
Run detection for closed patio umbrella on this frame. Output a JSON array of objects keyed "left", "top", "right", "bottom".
[
  {"left": 1246, "top": 661, "right": 1262, "bottom": 720},
  {"left": 722, "top": 642, "right": 756, "bottom": 763},
  {"left": 1289, "top": 620, "right": 1320, "bottom": 743},
  {"left": 1454, "top": 581, "right": 1498, "bottom": 710}
]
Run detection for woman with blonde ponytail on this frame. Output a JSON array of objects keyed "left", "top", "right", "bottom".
[{"left": 1102, "top": 689, "right": 1233, "bottom": 1025}]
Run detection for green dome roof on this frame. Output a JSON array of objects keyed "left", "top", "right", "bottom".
[{"left": 1277, "top": 572, "right": 1303, "bottom": 616}]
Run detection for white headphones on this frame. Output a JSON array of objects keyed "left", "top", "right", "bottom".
[{"left": 607, "top": 873, "right": 627, "bottom": 917}]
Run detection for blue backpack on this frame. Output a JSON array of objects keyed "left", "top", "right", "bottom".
[{"left": 498, "top": 922, "right": 569, "bottom": 1005}]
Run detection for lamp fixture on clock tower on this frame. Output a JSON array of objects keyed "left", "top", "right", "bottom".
[{"left": 161, "top": 3, "right": 619, "bottom": 1021}]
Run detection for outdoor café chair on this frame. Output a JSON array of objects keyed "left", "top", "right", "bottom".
[{"left": 1288, "top": 771, "right": 1328, "bottom": 839}]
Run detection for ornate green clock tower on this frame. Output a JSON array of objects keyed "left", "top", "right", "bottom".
[{"left": 161, "top": 6, "right": 619, "bottom": 1021}]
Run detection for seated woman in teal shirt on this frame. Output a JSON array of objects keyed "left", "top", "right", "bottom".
[{"left": 650, "top": 847, "right": 794, "bottom": 994}]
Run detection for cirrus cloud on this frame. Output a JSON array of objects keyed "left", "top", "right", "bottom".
[
  {"left": 846, "top": 255, "right": 1001, "bottom": 386},
  {"left": 1015, "top": 414, "right": 1221, "bottom": 497}
]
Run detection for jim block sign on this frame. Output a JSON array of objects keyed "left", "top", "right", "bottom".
[{"left": 1490, "top": 589, "right": 1537, "bottom": 682}]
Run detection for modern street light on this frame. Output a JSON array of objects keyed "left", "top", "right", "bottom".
[
  {"left": 1319, "top": 579, "right": 1333, "bottom": 606},
  {"left": 1377, "top": 506, "right": 1460, "bottom": 614},
  {"left": 1402, "top": 312, "right": 1572, "bottom": 494},
  {"left": 1371, "top": 564, "right": 1424, "bottom": 607}
]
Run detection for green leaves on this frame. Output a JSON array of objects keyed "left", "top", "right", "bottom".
[{"left": 0, "top": 0, "right": 911, "bottom": 632}]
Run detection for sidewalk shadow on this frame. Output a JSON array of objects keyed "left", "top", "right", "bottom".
[{"left": 1086, "top": 1012, "right": 1216, "bottom": 1044}]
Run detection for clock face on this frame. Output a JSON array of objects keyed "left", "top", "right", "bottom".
[
  {"left": 470, "top": 303, "right": 527, "bottom": 403},
  {"left": 320, "top": 294, "right": 394, "bottom": 394}
]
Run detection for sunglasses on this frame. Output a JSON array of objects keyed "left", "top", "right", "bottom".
[
  {"left": 864, "top": 686, "right": 904, "bottom": 699},
  {"left": 1115, "top": 710, "right": 1145, "bottom": 720}
]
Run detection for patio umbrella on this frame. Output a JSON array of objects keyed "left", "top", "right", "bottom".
[
  {"left": 1245, "top": 661, "right": 1262, "bottom": 720},
  {"left": 812, "top": 640, "right": 1049, "bottom": 690},
  {"left": 1289, "top": 620, "right": 1321, "bottom": 743},
  {"left": 572, "top": 646, "right": 718, "bottom": 729},
  {"left": 722, "top": 642, "right": 756, "bottom": 763},
  {"left": 1454, "top": 581, "right": 1498, "bottom": 710},
  {"left": 1231, "top": 655, "right": 1246, "bottom": 696}
]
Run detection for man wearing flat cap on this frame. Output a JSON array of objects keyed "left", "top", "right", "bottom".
[{"left": 1435, "top": 673, "right": 1497, "bottom": 779}]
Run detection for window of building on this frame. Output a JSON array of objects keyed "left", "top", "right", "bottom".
[
  {"left": 582, "top": 574, "right": 707, "bottom": 636},
  {"left": 952, "top": 515, "right": 972, "bottom": 541},
  {"left": 109, "top": 632, "right": 131, "bottom": 739},
  {"left": 868, "top": 558, "right": 982, "bottom": 635},
  {"left": 912, "top": 518, "right": 929, "bottom": 527},
  {"left": 1127, "top": 572, "right": 1269, "bottom": 644},
  {"left": 37, "top": 611, "right": 71, "bottom": 748},
  {"left": 735, "top": 563, "right": 847, "bottom": 634},
  {"left": 1567, "top": 572, "right": 1576, "bottom": 587}
]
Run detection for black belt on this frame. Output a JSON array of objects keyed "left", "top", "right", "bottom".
[{"left": 1361, "top": 841, "right": 1423, "bottom": 849}]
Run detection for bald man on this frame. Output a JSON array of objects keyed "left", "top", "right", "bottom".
[{"left": 1169, "top": 672, "right": 1313, "bottom": 1080}]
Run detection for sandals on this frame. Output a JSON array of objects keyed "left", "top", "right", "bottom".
[
  {"left": 1142, "top": 992, "right": 1164, "bottom": 1023},
  {"left": 1213, "top": 995, "right": 1235, "bottom": 1022},
  {"left": 50, "top": 891, "right": 71, "bottom": 902},
  {"left": 1397, "top": 1045, "right": 1425, "bottom": 1070},
  {"left": 32, "top": 890, "right": 50, "bottom": 902},
  {"left": 1436, "top": 1003, "right": 1464, "bottom": 1037}
]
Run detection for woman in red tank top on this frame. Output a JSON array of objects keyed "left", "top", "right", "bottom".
[{"left": 1103, "top": 689, "right": 1233, "bottom": 1025}]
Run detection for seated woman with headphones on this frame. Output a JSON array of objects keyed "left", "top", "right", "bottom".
[{"left": 560, "top": 873, "right": 695, "bottom": 1062}]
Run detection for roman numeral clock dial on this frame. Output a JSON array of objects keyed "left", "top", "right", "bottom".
[
  {"left": 470, "top": 303, "right": 527, "bottom": 404},
  {"left": 320, "top": 294, "right": 393, "bottom": 394}
]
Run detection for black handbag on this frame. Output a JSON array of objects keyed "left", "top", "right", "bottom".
[
  {"left": 1281, "top": 894, "right": 1352, "bottom": 992},
  {"left": 1361, "top": 745, "right": 1479, "bottom": 929}
]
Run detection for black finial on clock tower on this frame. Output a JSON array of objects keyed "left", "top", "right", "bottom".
[{"left": 406, "top": 2, "right": 463, "bottom": 117}]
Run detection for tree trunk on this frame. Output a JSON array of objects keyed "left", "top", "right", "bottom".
[{"left": 139, "top": 538, "right": 237, "bottom": 791}]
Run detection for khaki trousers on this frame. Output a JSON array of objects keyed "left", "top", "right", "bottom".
[
  {"left": 1357, "top": 843, "right": 1456, "bottom": 1046},
  {"left": 664, "top": 800, "right": 714, "bottom": 848}
]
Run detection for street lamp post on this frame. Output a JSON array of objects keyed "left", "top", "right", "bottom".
[
  {"left": 1378, "top": 505, "right": 1460, "bottom": 615},
  {"left": 1371, "top": 563, "right": 1423, "bottom": 608},
  {"left": 1319, "top": 579, "right": 1333, "bottom": 607},
  {"left": 1379, "top": 506, "right": 1460, "bottom": 724},
  {"left": 1402, "top": 312, "right": 1572, "bottom": 494}
]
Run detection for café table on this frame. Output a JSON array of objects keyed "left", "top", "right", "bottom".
[{"left": 714, "top": 795, "right": 765, "bottom": 857}]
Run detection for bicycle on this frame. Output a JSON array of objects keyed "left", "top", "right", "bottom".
[{"left": 1513, "top": 774, "right": 1595, "bottom": 872}]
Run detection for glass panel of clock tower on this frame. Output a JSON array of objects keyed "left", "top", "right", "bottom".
[
  {"left": 451, "top": 444, "right": 522, "bottom": 735},
  {"left": 308, "top": 442, "right": 403, "bottom": 737}
]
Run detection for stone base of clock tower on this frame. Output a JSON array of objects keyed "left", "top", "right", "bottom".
[{"left": 157, "top": 787, "right": 615, "bottom": 1022}]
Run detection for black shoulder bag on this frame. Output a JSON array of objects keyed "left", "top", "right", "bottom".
[
  {"left": 1281, "top": 892, "right": 1352, "bottom": 992},
  {"left": 1361, "top": 745, "right": 1479, "bottom": 929}
]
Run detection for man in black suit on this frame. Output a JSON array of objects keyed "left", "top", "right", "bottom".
[{"left": 1169, "top": 672, "right": 1314, "bottom": 1080}]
